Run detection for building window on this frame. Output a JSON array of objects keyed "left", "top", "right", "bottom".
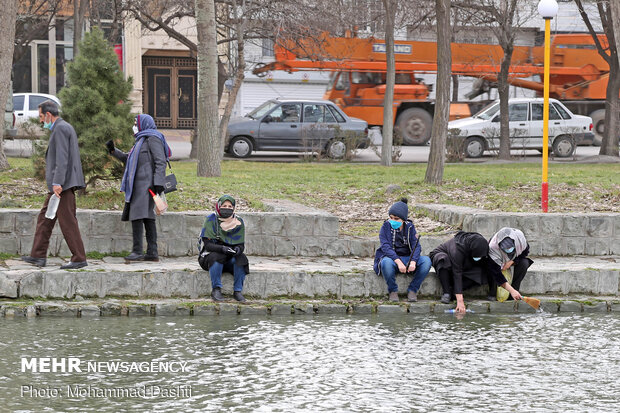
[{"left": 262, "top": 38, "right": 274, "bottom": 57}]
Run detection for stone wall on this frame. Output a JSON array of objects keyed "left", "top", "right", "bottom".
[
  {"left": 0, "top": 209, "right": 377, "bottom": 257},
  {"left": 4, "top": 266, "right": 620, "bottom": 300},
  {"left": 416, "top": 204, "right": 620, "bottom": 256}
]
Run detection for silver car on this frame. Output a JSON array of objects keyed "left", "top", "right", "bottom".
[{"left": 225, "top": 99, "right": 369, "bottom": 158}]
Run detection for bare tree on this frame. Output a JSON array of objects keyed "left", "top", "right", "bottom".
[
  {"left": 381, "top": 0, "right": 396, "bottom": 167},
  {"left": 575, "top": 0, "right": 620, "bottom": 157},
  {"left": 218, "top": 0, "right": 246, "bottom": 151},
  {"left": 456, "top": 0, "right": 536, "bottom": 160},
  {"left": 0, "top": 0, "right": 18, "bottom": 170},
  {"left": 195, "top": 0, "right": 221, "bottom": 176},
  {"left": 13, "top": 0, "right": 65, "bottom": 65},
  {"left": 424, "top": 0, "right": 451, "bottom": 184},
  {"left": 73, "top": 0, "right": 89, "bottom": 55}
]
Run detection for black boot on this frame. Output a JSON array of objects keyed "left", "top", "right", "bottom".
[
  {"left": 144, "top": 219, "right": 159, "bottom": 262},
  {"left": 125, "top": 220, "right": 145, "bottom": 263},
  {"left": 211, "top": 287, "right": 224, "bottom": 302}
]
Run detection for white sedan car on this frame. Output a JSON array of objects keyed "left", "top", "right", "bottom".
[
  {"left": 12, "top": 93, "right": 61, "bottom": 137},
  {"left": 448, "top": 98, "right": 594, "bottom": 158}
]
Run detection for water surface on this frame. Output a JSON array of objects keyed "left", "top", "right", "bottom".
[{"left": 0, "top": 313, "right": 618, "bottom": 412}]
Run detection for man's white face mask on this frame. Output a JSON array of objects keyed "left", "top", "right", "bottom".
[{"left": 132, "top": 125, "right": 139, "bottom": 135}]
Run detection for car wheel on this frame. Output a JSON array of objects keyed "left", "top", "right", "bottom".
[
  {"left": 229, "top": 136, "right": 253, "bottom": 158},
  {"left": 464, "top": 137, "right": 485, "bottom": 158},
  {"left": 395, "top": 108, "right": 433, "bottom": 145},
  {"left": 552, "top": 135, "right": 575, "bottom": 157},
  {"left": 589, "top": 109, "right": 605, "bottom": 147},
  {"left": 325, "top": 139, "right": 346, "bottom": 159}
]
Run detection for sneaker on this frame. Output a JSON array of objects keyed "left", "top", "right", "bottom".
[
  {"left": 389, "top": 292, "right": 399, "bottom": 302},
  {"left": 233, "top": 291, "right": 246, "bottom": 303},
  {"left": 440, "top": 293, "right": 451, "bottom": 304},
  {"left": 486, "top": 295, "right": 497, "bottom": 301},
  {"left": 211, "top": 287, "right": 224, "bottom": 302},
  {"left": 143, "top": 255, "right": 159, "bottom": 262},
  {"left": 407, "top": 291, "right": 418, "bottom": 302}
]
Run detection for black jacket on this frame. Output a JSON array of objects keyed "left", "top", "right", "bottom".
[
  {"left": 198, "top": 238, "right": 249, "bottom": 274},
  {"left": 486, "top": 243, "right": 531, "bottom": 284},
  {"left": 429, "top": 231, "right": 488, "bottom": 294}
]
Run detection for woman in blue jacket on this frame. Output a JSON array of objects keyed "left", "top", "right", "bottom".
[{"left": 373, "top": 198, "right": 431, "bottom": 302}]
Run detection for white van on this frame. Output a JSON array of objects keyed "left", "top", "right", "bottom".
[{"left": 448, "top": 98, "right": 594, "bottom": 158}]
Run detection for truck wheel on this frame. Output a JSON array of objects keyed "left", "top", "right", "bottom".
[
  {"left": 552, "top": 135, "right": 575, "bottom": 158},
  {"left": 395, "top": 108, "right": 433, "bottom": 146},
  {"left": 464, "top": 137, "right": 485, "bottom": 158},
  {"left": 229, "top": 136, "right": 253, "bottom": 158},
  {"left": 589, "top": 109, "right": 605, "bottom": 146}
]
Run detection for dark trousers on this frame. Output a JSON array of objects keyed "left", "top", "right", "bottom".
[
  {"left": 131, "top": 218, "right": 158, "bottom": 256},
  {"left": 437, "top": 268, "right": 485, "bottom": 297},
  {"left": 488, "top": 258, "right": 532, "bottom": 297},
  {"left": 31, "top": 190, "right": 86, "bottom": 262}
]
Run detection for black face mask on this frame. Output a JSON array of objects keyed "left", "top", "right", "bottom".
[{"left": 219, "top": 208, "right": 234, "bottom": 218}]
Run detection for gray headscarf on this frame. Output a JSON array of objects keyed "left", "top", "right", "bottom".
[{"left": 488, "top": 227, "right": 528, "bottom": 271}]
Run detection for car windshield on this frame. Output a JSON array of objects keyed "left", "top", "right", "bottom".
[
  {"left": 474, "top": 102, "right": 500, "bottom": 120},
  {"left": 247, "top": 100, "right": 279, "bottom": 119}
]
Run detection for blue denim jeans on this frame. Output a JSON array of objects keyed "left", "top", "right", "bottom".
[
  {"left": 380, "top": 255, "right": 432, "bottom": 293},
  {"left": 209, "top": 257, "right": 246, "bottom": 292}
]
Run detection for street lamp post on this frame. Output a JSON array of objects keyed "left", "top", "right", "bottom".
[{"left": 538, "top": 0, "right": 558, "bottom": 212}]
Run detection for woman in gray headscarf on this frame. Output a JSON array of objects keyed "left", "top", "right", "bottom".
[{"left": 487, "top": 227, "right": 534, "bottom": 300}]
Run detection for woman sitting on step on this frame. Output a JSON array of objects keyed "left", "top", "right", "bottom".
[
  {"left": 487, "top": 227, "right": 533, "bottom": 301},
  {"left": 198, "top": 195, "right": 249, "bottom": 303}
]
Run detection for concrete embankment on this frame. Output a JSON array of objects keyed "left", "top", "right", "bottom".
[
  {"left": 0, "top": 296, "right": 617, "bottom": 318},
  {"left": 1, "top": 255, "right": 619, "bottom": 300}
]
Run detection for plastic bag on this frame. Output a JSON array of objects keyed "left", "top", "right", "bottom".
[
  {"left": 496, "top": 268, "right": 513, "bottom": 302},
  {"left": 151, "top": 191, "right": 168, "bottom": 215}
]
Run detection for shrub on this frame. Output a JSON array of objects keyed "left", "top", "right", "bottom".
[{"left": 32, "top": 27, "right": 134, "bottom": 189}]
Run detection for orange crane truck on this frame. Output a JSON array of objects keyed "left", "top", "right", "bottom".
[{"left": 253, "top": 33, "right": 612, "bottom": 145}]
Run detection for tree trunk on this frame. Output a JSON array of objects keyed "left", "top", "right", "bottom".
[
  {"left": 381, "top": 0, "right": 395, "bottom": 167},
  {"left": 73, "top": 0, "right": 89, "bottom": 56},
  {"left": 219, "top": 3, "right": 246, "bottom": 153},
  {"left": 600, "top": 58, "right": 620, "bottom": 156},
  {"left": 452, "top": 75, "right": 459, "bottom": 102},
  {"left": 600, "top": 0, "right": 620, "bottom": 157},
  {"left": 0, "top": 0, "right": 18, "bottom": 170},
  {"left": 195, "top": 0, "right": 221, "bottom": 177},
  {"left": 425, "top": 0, "right": 451, "bottom": 185},
  {"left": 497, "top": 46, "right": 513, "bottom": 160}
]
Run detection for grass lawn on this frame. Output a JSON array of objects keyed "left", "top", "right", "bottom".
[{"left": 1, "top": 157, "right": 618, "bottom": 236}]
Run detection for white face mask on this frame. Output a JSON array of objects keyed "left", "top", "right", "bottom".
[{"left": 132, "top": 125, "right": 139, "bottom": 135}]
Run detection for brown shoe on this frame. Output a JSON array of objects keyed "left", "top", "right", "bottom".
[
  {"left": 407, "top": 291, "right": 418, "bottom": 302},
  {"left": 389, "top": 292, "right": 399, "bottom": 302}
]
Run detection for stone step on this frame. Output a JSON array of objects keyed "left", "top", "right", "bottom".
[
  {"left": 1, "top": 296, "right": 618, "bottom": 318},
  {"left": 1, "top": 255, "right": 618, "bottom": 300}
]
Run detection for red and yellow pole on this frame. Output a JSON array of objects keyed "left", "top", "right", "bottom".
[
  {"left": 541, "top": 17, "right": 551, "bottom": 212},
  {"left": 538, "top": 0, "right": 557, "bottom": 211}
]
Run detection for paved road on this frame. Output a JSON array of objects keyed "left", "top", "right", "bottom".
[{"left": 2, "top": 137, "right": 607, "bottom": 164}]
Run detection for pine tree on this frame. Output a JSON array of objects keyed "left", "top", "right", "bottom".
[{"left": 34, "top": 27, "right": 134, "bottom": 189}]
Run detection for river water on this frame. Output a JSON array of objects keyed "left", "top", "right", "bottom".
[{"left": 1, "top": 313, "right": 618, "bottom": 412}]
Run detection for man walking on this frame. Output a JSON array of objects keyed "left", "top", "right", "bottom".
[{"left": 21, "top": 100, "right": 88, "bottom": 269}]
